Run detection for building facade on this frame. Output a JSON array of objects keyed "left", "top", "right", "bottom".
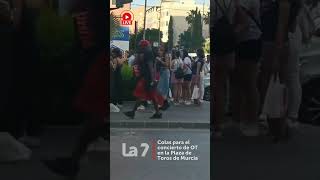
[{"left": 160, "top": 0, "right": 209, "bottom": 44}]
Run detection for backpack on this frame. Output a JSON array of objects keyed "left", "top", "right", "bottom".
[
  {"left": 212, "top": 0, "right": 237, "bottom": 56},
  {"left": 175, "top": 67, "right": 184, "bottom": 79}
]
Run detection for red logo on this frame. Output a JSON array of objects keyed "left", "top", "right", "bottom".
[{"left": 121, "top": 10, "right": 134, "bottom": 25}]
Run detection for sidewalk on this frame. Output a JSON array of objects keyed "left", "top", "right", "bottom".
[
  {"left": 0, "top": 127, "right": 108, "bottom": 180},
  {"left": 213, "top": 124, "right": 320, "bottom": 180},
  {"left": 110, "top": 101, "right": 210, "bottom": 129}
]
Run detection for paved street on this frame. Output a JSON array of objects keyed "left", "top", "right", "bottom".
[
  {"left": 0, "top": 127, "right": 108, "bottom": 180},
  {"left": 213, "top": 124, "right": 320, "bottom": 180},
  {"left": 1, "top": 125, "right": 320, "bottom": 180},
  {"left": 111, "top": 101, "right": 210, "bottom": 129},
  {"left": 110, "top": 128, "right": 210, "bottom": 180}
]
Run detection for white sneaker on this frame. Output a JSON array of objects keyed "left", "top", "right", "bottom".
[
  {"left": 185, "top": 101, "right": 192, "bottom": 105},
  {"left": 19, "top": 136, "right": 41, "bottom": 147},
  {"left": 110, "top": 103, "right": 120, "bottom": 112},
  {"left": 173, "top": 102, "right": 180, "bottom": 106},
  {"left": 137, "top": 105, "right": 146, "bottom": 111},
  {"left": 88, "top": 137, "right": 109, "bottom": 152},
  {"left": 287, "top": 118, "right": 300, "bottom": 129},
  {"left": 240, "top": 123, "right": 260, "bottom": 137},
  {"left": 147, "top": 101, "right": 152, "bottom": 105}
]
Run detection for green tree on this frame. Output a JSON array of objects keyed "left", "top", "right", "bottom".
[
  {"left": 167, "top": 16, "right": 174, "bottom": 50},
  {"left": 204, "top": 38, "right": 210, "bottom": 54},
  {"left": 203, "top": 12, "right": 210, "bottom": 25},
  {"left": 183, "top": 8, "right": 205, "bottom": 51},
  {"left": 110, "top": 13, "right": 120, "bottom": 39},
  {"left": 129, "top": 28, "right": 162, "bottom": 51},
  {"left": 178, "top": 30, "right": 192, "bottom": 50}
]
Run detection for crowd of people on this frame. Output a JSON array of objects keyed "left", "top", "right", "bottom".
[
  {"left": 212, "top": 0, "right": 314, "bottom": 140},
  {"left": 110, "top": 42, "right": 210, "bottom": 119}
]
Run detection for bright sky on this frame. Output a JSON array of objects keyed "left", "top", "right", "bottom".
[{"left": 131, "top": 0, "right": 209, "bottom": 8}]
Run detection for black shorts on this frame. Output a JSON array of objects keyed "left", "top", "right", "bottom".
[
  {"left": 236, "top": 39, "right": 262, "bottom": 62},
  {"left": 184, "top": 74, "right": 192, "bottom": 81}
]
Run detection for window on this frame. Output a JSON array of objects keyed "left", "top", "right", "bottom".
[
  {"left": 167, "top": 11, "right": 169, "bottom": 16},
  {"left": 166, "top": 21, "right": 169, "bottom": 26}
]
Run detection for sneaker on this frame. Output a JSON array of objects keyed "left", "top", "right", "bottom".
[
  {"left": 160, "top": 101, "right": 170, "bottom": 111},
  {"left": 42, "top": 157, "right": 79, "bottom": 178},
  {"left": 240, "top": 123, "right": 260, "bottom": 137},
  {"left": 150, "top": 113, "right": 162, "bottom": 119},
  {"left": 110, "top": 103, "right": 120, "bottom": 112},
  {"left": 173, "top": 102, "right": 180, "bottom": 106},
  {"left": 124, "top": 111, "right": 135, "bottom": 119},
  {"left": 88, "top": 137, "right": 109, "bottom": 152},
  {"left": 147, "top": 101, "right": 152, "bottom": 105},
  {"left": 185, "top": 101, "right": 192, "bottom": 106},
  {"left": 137, "top": 105, "right": 146, "bottom": 111},
  {"left": 287, "top": 117, "right": 300, "bottom": 129},
  {"left": 19, "top": 136, "right": 40, "bottom": 148}
]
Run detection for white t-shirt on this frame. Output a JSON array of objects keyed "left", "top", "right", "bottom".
[
  {"left": 183, "top": 57, "right": 192, "bottom": 75},
  {"left": 128, "top": 55, "right": 135, "bottom": 66},
  {"left": 172, "top": 58, "right": 183, "bottom": 71},
  {"left": 237, "top": 0, "right": 262, "bottom": 42}
]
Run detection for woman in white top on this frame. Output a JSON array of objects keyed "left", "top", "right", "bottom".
[
  {"left": 170, "top": 49, "right": 183, "bottom": 105},
  {"left": 231, "top": 0, "right": 262, "bottom": 136},
  {"left": 181, "top": 49, "right": 193, "bottom": 105},
  {"left": 211, "top": 0, "right": 247, "bottom": 136}
]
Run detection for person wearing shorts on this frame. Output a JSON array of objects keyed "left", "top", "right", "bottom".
[{"left": 181, "top": 49, "right": 193, "bottom": 105}]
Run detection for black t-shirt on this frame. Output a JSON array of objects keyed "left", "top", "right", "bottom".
[
  {"left": 192, "top": 58, "right": 204, "bottom": 75},
  {"left": 137, "top": 47, "right": 154, "bottom": 82}
]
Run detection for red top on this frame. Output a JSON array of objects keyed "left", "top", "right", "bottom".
[{"left": 74, "top": 50, "right": 107, "bottom": 117}]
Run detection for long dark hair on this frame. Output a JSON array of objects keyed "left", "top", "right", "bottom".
[
  {"left": 182, "top": 49, "right": 190, "bottom": 61},
  {"left": 196, "top": 48, "right": 205, "bottom": 59},
  {"left": 171, "top": 49, "right": 180, "bottom": 59}
]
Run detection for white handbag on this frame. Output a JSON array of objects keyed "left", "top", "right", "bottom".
[
  {"left": 191, "top": 85, "right": 200, "bottom": 100},
  {"left": 262, "top": 74, "right": 288, "bottom": 119}
]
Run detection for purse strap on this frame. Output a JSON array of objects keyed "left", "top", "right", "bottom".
[{"left": 240, "top": 6, "right": 262, "bottom": 31}]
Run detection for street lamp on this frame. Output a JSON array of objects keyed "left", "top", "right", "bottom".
[{"left": 143, "top": 0, "right": 148, "bottom": 40}]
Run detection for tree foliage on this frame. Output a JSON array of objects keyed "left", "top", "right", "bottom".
[
  {"left": 110, "top": 13, "right": 120, "bottom": 39},
  {"left": 179, "top": 8, "right": 205, "bottom": 52},
  {"left": 167, "top": 16, "right": 174, "bottom": 50},
  {"left": 130, "top": 28, "right": 162, "bottom": 51}
]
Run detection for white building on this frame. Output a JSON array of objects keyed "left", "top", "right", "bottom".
[{"left": 160, "top": 0, "right": 209, "bottom": 45}]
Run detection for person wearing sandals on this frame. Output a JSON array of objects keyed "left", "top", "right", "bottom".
[
  {"left": 191, "top": 48, "right": 206, "bottom": 105},
  {"left": 124, "top": 40, "right": 164, "bottom": 119}
]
